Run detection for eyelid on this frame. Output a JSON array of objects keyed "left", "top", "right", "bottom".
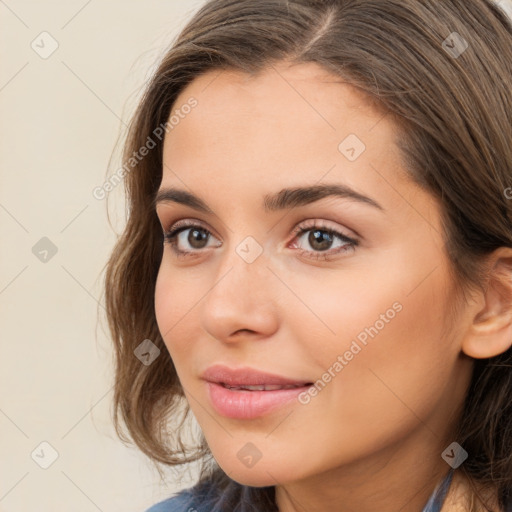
[
  {"left": 162, "top": 217, "right": 219, "bottom": 239},
  {"left": 161, "top": 217, "right": 356, "bottom": 240},
  {"left": 161, "top": 216, "right": 359, "bottom": 262},
  {"left": 289, "top": 219, "right": 357, "bottom": 241}
]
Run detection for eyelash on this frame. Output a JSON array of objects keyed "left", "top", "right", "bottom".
[{"left": 162, "top": 220, "right": 358, "bottom": 261}]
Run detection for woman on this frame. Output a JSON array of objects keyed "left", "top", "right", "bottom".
[{"left": 104, "top": 0, "right": 512, "bottom": 510}]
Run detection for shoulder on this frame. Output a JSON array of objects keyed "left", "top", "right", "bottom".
[
  {"left": 142, "top": 471, "right": 276, "bottom": 512},
  {"left": 143, "top": 478, "right": 221, "bottom": 512},
  {"left": 442, "top": 471, "right": 512, "bottom": 512},
  {"left": 144, "top": 488, "right": 196, "bottom": 512}
]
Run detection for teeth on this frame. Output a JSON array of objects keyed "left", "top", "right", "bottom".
[{"left": 222, "top": 383, "right": 302, "bottom": 391}]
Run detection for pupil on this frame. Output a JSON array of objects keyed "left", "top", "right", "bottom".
[
  {"left": 189, "top": 228, "right": 208, "bottom": 249},
  {"left": 185, "top": 228, "right": 334, "bottom": 251},
  {"left": 309, "top": 229, "right": 332, "bottom": 251}
]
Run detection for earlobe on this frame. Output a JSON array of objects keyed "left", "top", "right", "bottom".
[
  {"left": 463, "top": 313, "right": 512, "bottom": 359},
  {"left": 461, "top": 248, "right": 512, "bottom": 360}
]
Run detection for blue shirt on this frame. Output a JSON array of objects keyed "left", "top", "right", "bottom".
[{"left": 145, "top": 469, "right": 486, "bottom": 512}]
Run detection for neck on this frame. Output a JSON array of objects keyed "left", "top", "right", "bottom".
[{"left": 275, "top": 425, "right": 453, "bottom": 512}]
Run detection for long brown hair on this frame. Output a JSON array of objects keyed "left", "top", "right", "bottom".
[{"left": 103, "top": 1, "right": 512, "bottom": 510}]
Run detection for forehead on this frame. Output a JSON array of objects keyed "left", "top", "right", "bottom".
[
  {"left": 166, "top": 62, "right": 389, "bottom": 136},
  {"left": 161, "top": 62, "right": 402, "bottom": 185},
  {"left": 158, "top": 64, "right": 449, "bottom": 244},
  {"left": 157, "top": 63, "right": 444, "bottom": 245},
  {"left": 172, "top": 61, "right": 380, "bottom": 111}
]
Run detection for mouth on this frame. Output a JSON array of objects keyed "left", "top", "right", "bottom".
[
  {"left": 218, "top": 382, "right": 312, "bottom": 391},
  {"left": 201, "top": 364, "right": 314, "bottom": 418},
  {"left": 205, "top": 380, "right": 314, "bottom": 419},
  {"left": 201, "top": 363, "right": 312, "bottom": 387}
]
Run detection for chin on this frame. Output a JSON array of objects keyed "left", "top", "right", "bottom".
[
  {"left": 224, "top": 469, "right": 282, "bottom": 487},
  {"left": 213, "top": 457, "right": 300, "bottom": 487}
]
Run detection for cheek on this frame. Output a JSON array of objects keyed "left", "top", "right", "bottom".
[
  {"left": 154, "top": 266, "right": 197, "bottom": 358},
  {"left": 299, "top": 258, "right": 456, "bottom": 441},
  {"left": 286, "top": 244, "right": 456, "bottom": 402}
]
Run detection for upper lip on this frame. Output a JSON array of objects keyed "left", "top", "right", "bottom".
[{"left": 201, "top": 364, "right": 312, "bottom": 387}]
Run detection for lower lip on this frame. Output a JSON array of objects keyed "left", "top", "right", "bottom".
[{"left": 205, "top": 381, "right": 312, "bottom": 419}]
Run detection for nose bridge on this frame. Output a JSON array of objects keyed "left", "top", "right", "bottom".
[
  {"left": 210, "top": 233, "right": 269, "bottom": 305},
  {"left": 200, "top": 232, "right": 277, "bottom": 339}
]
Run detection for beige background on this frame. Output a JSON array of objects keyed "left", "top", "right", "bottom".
[
  {"left": 0, "top": 2, "right": 206, "bottom": 511},
  {"left": 1, "top": 1, "right": 511, "bottom": 511}
]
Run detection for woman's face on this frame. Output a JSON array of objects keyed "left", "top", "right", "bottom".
[{"left": 154, "top": 62, "right": 474, "bottom": 490}]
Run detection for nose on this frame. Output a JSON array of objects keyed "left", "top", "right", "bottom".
[{"left": 200, "top": 243, "right": 279, "bottom": 343}]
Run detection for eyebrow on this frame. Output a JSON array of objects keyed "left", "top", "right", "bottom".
[{"left": 153, "top": 183, "right": 384, "bottom": 213}]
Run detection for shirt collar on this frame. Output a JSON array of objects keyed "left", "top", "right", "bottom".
[{"left": 421, "top": 469, "right": 455, "bottom": 512}]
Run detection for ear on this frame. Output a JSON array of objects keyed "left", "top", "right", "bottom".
[{"left": 462, "top": 247, "right": 512, "bottom": 359}]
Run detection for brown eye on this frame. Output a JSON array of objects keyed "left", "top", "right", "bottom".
[
  {"left": 163, "top": 222, "right": 221, "bottom": 256},
  {"left": 306, "top": 229, "right": 335, "bottom": 252},
  {"left": 290, "top": 222, "right": 358, "bottom": 261},
  {"left": 185, "top": 227, "right": 210, "bottom": 249}
]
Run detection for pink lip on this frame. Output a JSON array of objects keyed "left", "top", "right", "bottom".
[
  {"left": 201, "top": 364, "right": 311, "bottom": 387},
  {"left": 201, "top": 364, "right": 313, "bottom": 419},
  {"left": 205, "top": 382, "right": 312, "bottom": 419}
]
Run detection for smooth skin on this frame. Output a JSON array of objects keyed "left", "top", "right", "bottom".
[{"left": 154, "top": 61, "right": 512, "bottom": 512}]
